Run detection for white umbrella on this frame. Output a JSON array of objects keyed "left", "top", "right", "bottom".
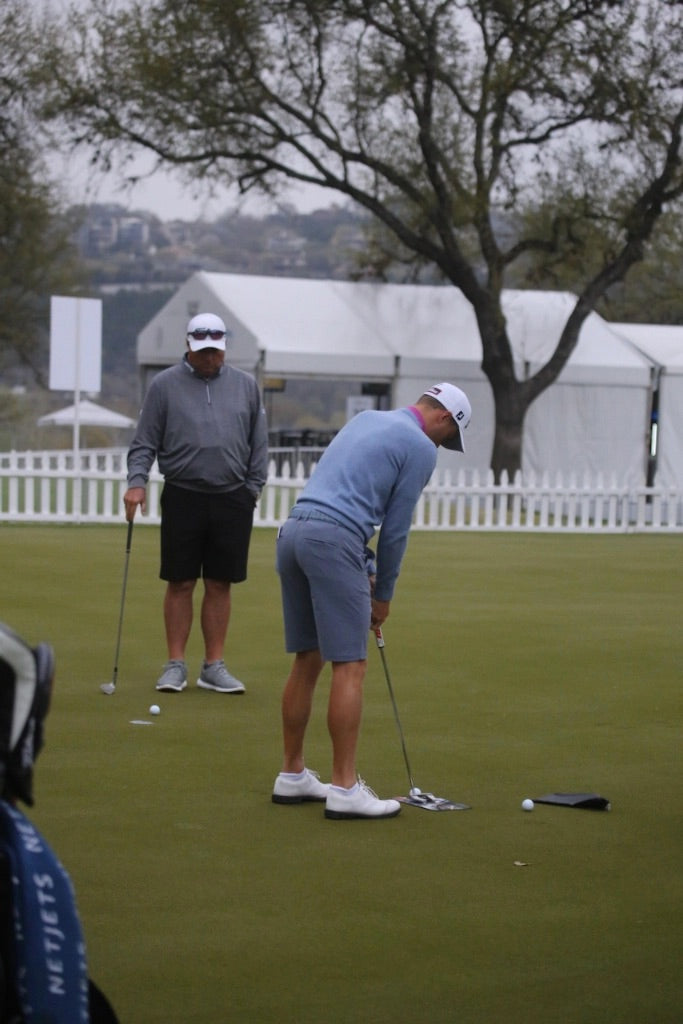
[{"left": 38, "top": 399, "right": 135, "bottom": 429}]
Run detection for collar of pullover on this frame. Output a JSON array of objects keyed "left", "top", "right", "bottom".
[
  {"left": 183, "top": 354, "right": 225, "bottom": 381},
  {"left": 407, "top": 405, "right": 426, "bottom": 432}
]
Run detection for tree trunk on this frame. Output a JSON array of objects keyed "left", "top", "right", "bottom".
[
  {"left": 488, "top": 379, "right": 529, "bottom": 483},
  {"left": 475, "top": 299, "right": 532, "bottom": 483}
]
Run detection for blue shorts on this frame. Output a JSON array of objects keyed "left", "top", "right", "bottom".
[{"left": 276, "top": 512, "right": 372, "bottom": 662}]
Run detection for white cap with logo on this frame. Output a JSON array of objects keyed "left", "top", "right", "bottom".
[
  {"left": 186, "top": 313, "right": 227, "bottom": 352},
  {"left": 422, "top": 382, "right": 471, "bottom": 451}
]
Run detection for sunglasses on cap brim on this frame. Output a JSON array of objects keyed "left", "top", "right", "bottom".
[{"left": 189, "top": 329, "right": 225, "bottom": 341}]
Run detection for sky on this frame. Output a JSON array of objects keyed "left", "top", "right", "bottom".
[
  {"left": 55, "top": 147, "right": 333, "bottom": 222},
  {"left": 34, "top": 0, "right": 337, "bottom": 221}
]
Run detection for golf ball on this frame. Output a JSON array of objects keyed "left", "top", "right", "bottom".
[
  {"left": 521, "top": 798, "right": 534, "bottom": 812},
  {"left": 410, "top": 787, "right": 421, "bottom": 797},
  {"left": 149, "top": 704, "right": 161, "bottom": 716}
]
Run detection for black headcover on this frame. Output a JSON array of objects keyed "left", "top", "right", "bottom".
[{"left": 0, "top": 623, "right": 55, "bottom": 806}]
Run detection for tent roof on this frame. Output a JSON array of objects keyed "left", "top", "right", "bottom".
[
  {"left": 200, "top": 272, "right": 396, "bottom": 377},
  {"left": 137, "top": 272, "right": 653, "bottom": 385},
  {"left": 611, "top": 323, "right": 683, "bottom": 375},
  {"left": 203, "top": 274, "right": 650, "bottom": 370},
  {"left": 38, "top": 399, "right": 135, "bottom": 428},
  {"left": 501, "top": 292, "right": 649, "bottom": 374}
]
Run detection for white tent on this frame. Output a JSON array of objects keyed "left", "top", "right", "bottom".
[
  {"left": 507, "top": 292, "right": 652, "bottom": 482},
  {"left": 38, "top": 399, "right": 135, "bottom": 429},
  {"left": 137, "top": 271, "right": 654, "bottom": 481},
  {"left": 136, "top": 272, "right": 396, "bottom": 382},
  {"left": 611, "top": 323, "right": 683, "bottom": 488},
  {"left": 360, "top": 284, "right": 653, "bottom": 479}
]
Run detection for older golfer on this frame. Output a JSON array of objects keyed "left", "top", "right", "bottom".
[
  {"left": 272, "top": 383, "right": 471, "bottom": 820},
  {"left": 124, "top": 312, "right": 268, "bottom": 695}
]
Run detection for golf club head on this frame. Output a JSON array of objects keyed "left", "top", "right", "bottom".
[
  {"left": 100, "top": 681, "right": 116, "bottom": 695},
  {"left": 399, "top": 792, "right": 471, "bottom": 811}
]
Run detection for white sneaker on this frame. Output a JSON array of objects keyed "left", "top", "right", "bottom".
[
  {"left": 325, "top": 778, "right": 401, "bottom": 820},
  {"left": 272, "top": 768, "right": 330, "bottom": 804}
]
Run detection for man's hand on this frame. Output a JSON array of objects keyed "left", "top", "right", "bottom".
[
  {"left": 370, "top": 598, "right": 390, "bottom": 630},
  {"left": 123, "top": 486, "right": 146, "bottom": 521}
]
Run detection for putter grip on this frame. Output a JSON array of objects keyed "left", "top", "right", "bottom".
[{"left": 374, "top": 627, "right": 385, "bottom": 648}]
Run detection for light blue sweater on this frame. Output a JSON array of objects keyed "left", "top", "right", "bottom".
[{"left": 294, "top": 407, "right": 437, "bottom": 600}]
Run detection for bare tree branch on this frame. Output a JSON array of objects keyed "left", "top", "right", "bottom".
[{"left": 33, "top": 0, "right": 683, "bottom": 475}]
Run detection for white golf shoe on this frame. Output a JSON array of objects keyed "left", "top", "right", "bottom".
[
  {"left": 325, "top": 778, "right": 401, "bottom": 820},
  {"left": 272, "top": 768, "right": 330, "bottom": 804}
]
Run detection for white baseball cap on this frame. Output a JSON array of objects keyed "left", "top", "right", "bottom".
[
  {"left": 186, "top": 313, "right": 227, "bottom": 352},
  {"left": 422, "top": 382, "right": 471, "bottom": 451}
]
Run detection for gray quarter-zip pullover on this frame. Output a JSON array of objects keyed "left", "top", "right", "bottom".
[{"left": 127, "top": 356, "right": 268, "bottom": 496}]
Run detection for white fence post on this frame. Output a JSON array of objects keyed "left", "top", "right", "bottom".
[{"left": 1, "top": 447, "right": 682, "bottom": 531}]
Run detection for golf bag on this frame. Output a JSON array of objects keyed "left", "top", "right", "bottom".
[{"left": 0, "top": 623, "right": 119, "bottom": 1023}]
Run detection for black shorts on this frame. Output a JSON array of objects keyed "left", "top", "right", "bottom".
[{"left": 160, "top": 482, "right": 255, "bottom": 583}]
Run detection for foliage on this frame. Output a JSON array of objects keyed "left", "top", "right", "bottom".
[
  {"left": 595, "top": 212, "right": 683, "bottom": 325},
  {"left": 0, "top": 0, "right": 87, "bottom": 388},
  {"left": 101, "top": 287, "right": 174, "bottom": 381},
  {"left": 31, "top": 1, "right": 683, "bottom": 473}
]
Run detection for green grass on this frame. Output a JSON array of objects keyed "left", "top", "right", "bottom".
[{"left": 1, "top": 526, "right": 681, "bottom": 1023}]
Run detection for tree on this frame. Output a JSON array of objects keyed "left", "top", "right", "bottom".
[
  {"left": 0, "top": 0, "right": 86, "bottom": 388},
  {"left": 38, "top": 0, "right": 683, "bottom": 477}
]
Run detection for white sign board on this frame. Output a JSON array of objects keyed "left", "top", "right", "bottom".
[
  {"left": 49, "top": 296, "right": 102, "bottom": 393},
  {"left": 345, "top": 395, "right": 376, "bottom": 421}
]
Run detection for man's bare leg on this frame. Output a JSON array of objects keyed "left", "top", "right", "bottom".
[
  {"left": 328, "top": 660, "right": 367, "bottom": 789},
  {"left": 201, "top": 578, "right": 232, "bottom": 663},
  {"left": 163, "top": 579, "right": 196, "bottom": 660},
  {"left": 281, "top": 650, "right": 325, "bottom": 773}
]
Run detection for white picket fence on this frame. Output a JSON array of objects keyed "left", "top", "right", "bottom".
[{"left": 1, "top": 447, "right": 682, "bottom": 531}]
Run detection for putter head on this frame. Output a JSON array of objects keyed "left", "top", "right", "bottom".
[
  {"left": 399, "top": 792, "right": 471, "bottom": 811},
  {"left": 100, "top": 681, "right": 116, "bottom": 695}
]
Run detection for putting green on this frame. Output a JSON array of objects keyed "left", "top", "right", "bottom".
[{"left": 2, "top": 526, "right": 681, "bottom": 1023}]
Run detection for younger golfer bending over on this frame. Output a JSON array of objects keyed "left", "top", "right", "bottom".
[{"left": 272, "top": 383, "right": 471, "bottom": 820}]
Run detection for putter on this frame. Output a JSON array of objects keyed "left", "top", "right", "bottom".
[
  {"left": 374, "top": 628, "right": 470, "bottom": 810},
  {"left": 100, "top": 519, "right": 134, "bottom": 695}
]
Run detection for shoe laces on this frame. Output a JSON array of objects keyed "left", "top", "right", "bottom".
[
  {"left": 356, "top": 776, "right": 379, "bottom": 799},
  {"left": 204, "top": 659, "right": 229, "bottom": 675},
  {"left": 164, "top": 659, "right": 185, "bottom": 671}
]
